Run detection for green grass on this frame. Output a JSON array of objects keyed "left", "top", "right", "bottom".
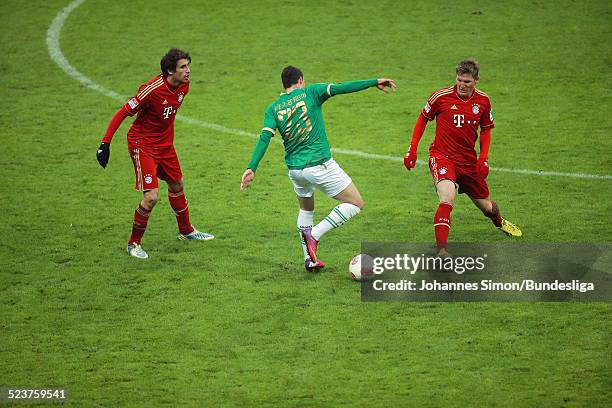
[{"left": 1, "top": 0, "right": 611, "bottom": 406}]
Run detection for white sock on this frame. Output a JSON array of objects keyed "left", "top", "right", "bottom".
[
  {"left": 311, "top": 203, "right": 361, "bottom": 241},
  {"left": 297, "top": 209, "right": 314, "bottom": 261}
]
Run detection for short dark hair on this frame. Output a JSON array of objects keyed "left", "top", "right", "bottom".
[
  {"left": 456, "top": 59, "right": 479, "bottom": 79},
  {"left": 281, "top": 66, "right": 303, "bottom": 88},
  {"left": 160, "top": 48, "right": 191, "bottom": 76}
]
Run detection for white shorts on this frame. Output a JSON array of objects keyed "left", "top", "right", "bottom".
[{"left": 288, "top": 158, "right": 352, "bottom": 198}]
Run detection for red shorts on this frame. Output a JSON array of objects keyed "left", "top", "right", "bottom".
[
  {"left": 129, "top": 146, "right": 183, "bottom": 191},
  {"left": 428, "top": 154, "right": 489, "bottom": 199}
]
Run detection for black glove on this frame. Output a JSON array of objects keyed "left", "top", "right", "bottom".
[{"left": 96, "top": 142, "right": 110, "bottom": 168}]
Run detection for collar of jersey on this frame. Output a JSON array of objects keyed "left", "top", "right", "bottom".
[
  {"left": 453, "top": 84, "right": 476, "bottom": 102},
  {"left": 162, "top": 75, "right": 181, "bottom": 93},
  {"left": 280, "top": 87, "right": 302, "bottom": 96}
]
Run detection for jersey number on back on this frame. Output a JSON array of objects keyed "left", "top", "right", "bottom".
[{"left": 277, "top": 101, "right": 313, "bottom": 140}]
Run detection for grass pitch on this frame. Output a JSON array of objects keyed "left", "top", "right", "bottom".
[{"left": 1, "top": 0, "right": 611, "bottom": 406}]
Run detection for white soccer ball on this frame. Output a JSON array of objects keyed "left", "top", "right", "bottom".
[{"left": 349, "top": 254, "right": 374, "bottom": 281}]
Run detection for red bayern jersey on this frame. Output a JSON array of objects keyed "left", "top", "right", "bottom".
[
  {"left": 422, "top": 85, "right": 494, "bottom": 165},
  {"left": 124, "top": 75, "right": 189, "bottom": 149}
]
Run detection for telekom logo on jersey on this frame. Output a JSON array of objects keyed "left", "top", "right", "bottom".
[
  {"left": 453, "top": 114, "right": 465, "bottom": 128},
  {"left": 163, "top": 106, "right": 173, "bottom": 119}
]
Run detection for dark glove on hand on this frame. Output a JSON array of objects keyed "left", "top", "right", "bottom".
[{"left": 97, "top": 142, "right": 110, "bottom": 168}]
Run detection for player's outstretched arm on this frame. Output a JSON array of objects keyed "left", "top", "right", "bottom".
[
  {"left": 404, "top": 114, "right": 428, "bottom": 171},
  {"left": 328, "top": 78, "right": 395, "bottom": 96},
  {"left": 240, "top": 169, "right": 255, "bottom": 191},
  {"left": 97, "top": 106, "right": 130, "bottom": 168},
  {"left": 376, "top": 78, "right": 397, "bottom": 93}
]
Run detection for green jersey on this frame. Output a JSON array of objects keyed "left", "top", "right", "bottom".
[
  {"left": 262, "top": 83, "right": 333, "bottom": 169},
  {"left": 247, "top": 79, "right": 378, "bottom": 171}
]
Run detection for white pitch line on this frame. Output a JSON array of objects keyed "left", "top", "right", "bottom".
[
  {"left": 47, "top": 0, "right": 122, "bottom": 100},
  {"left": 47, "top": 0, "right": 612, "bottom": 181}
]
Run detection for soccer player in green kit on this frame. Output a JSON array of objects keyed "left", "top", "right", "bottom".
[{"left": 241, "top": 66, "right": 396, "bottom": 272}]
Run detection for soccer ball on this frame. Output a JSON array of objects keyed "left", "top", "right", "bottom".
[{"left": 349, "top": 254, "right": 374, "bottom": 281}]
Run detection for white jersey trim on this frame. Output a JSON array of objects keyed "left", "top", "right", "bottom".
[{"left": 134, "top": 148, "right": 143, "bottom": 191}]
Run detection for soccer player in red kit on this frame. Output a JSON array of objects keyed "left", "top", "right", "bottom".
[
  {"left": 96, "top": 48, "right": 214, "bottom": 259},
  {"left": 404, "top": 59, "right": 521, "bottom": 256}
]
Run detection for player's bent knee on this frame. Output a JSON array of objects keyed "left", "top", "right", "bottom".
[
  {"left": 438, "top": 190, "right": 455, "bottom": 205},
  {"left": 436, "top": 181, "right": 455, "bottom": 204},
  {"left": 144, "top": 197, "right": 159, "bottom": 209},
  {"left": 143, "top": 190, "right": 160, "bottom": 208},
  {"left": 168, "top": 179, "right": 184, "bottom": 192}
]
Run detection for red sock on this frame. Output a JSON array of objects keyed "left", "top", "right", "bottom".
[
  {"left": 488, "top": 201, "right": 503, "bottom": 227},
  {"left": 168, "top": 189, "right": 194, "bottom": 235},
  {"left": 129, "top": 204, "right": 151, "bottom": 245},
  {"left": 434, "top": 202, "right": 453, "bottom": 250}
]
